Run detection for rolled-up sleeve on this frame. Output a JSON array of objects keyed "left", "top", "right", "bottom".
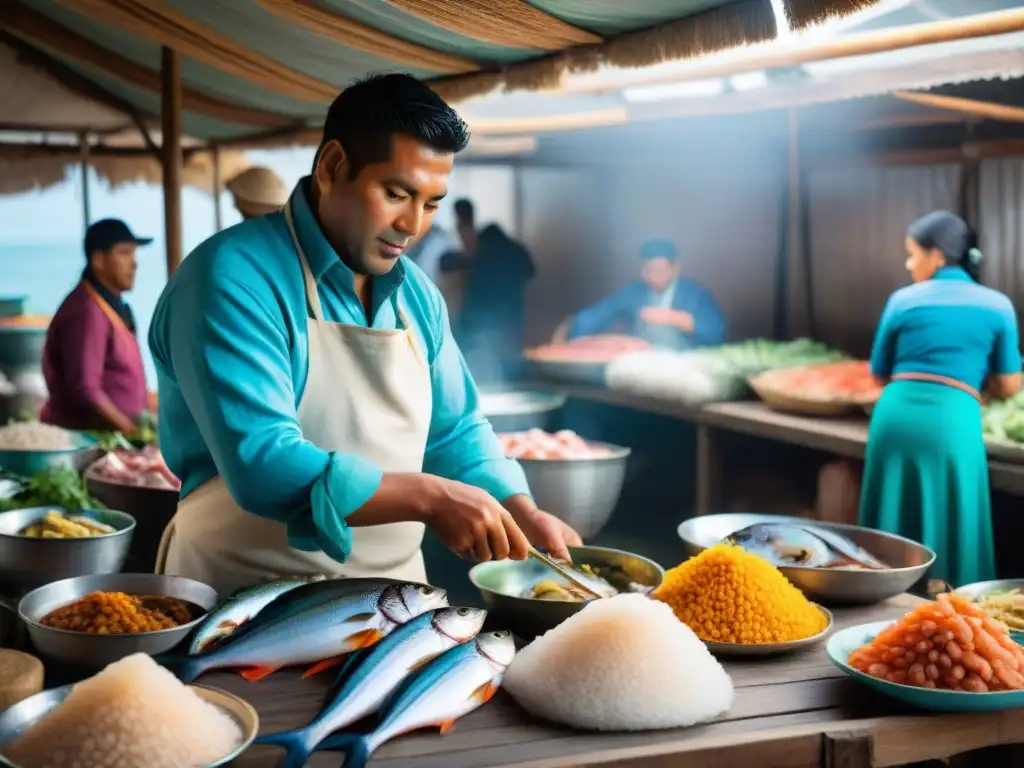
[
  {"left": 422, "top": 300, "right": 530, "bottom": 501},
  {"left": 58, "top": 304, "right": 111, "bottom": 411},
  {"left": 161, "top": 269, "right": 381, "bottom": 562}
]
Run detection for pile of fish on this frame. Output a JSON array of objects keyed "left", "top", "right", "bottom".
[
  {"left": 161, "top": 576, "right": 515, "bottom": 767},
  {"left": 722, "top": 523, "right": 889, "bottom": 570}
]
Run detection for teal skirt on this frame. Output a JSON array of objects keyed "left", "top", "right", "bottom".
[{"left": 859, "top": 380, "right": 993, "bottom": 587}]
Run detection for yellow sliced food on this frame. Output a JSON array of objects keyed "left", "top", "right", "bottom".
[{"left": 68, "top": 515, "right": 115, "bottom": 535}]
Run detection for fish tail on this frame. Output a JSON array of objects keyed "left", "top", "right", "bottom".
[
  {"left": 153, "top": 652, "right": 205, "bottom": 684},
  {"left": 318, "top": 732, "right": 370, "bottom": 768},
  {"left": 252, "top": 728, "right": 315, "bottom": 768}
]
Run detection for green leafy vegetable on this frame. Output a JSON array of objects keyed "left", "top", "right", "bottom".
[{"left": 0, "top": 467, "right": 104, "bottom": 512}]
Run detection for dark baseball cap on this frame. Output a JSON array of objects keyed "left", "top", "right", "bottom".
[{"left": 84, "top": 219, "right": 153, "bottom": 257}]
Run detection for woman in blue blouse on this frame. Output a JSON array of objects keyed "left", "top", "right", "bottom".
[{"left": 860, "top": 211, "right": 1021, "bottom": 587}]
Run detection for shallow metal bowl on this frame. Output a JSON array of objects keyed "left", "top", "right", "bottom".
[
  {"left": 516, "top": 442, "right": 630, "bottom": 539},
  {"left": 703, "top": 604, "right": 834, "bottom": 657},
  {"left": 954, "top": 579, "right": 1024, "bottom": 643},
  {"left": 678, "top": 513, "right": 935, "bottom": 606},
  {"left": 18, "top": 573, "right": 219, "bottom": 668},
  {"left": 478, "top": 388, "right": 566, "bottom": 433},
  {"left": 0, "top": 682, "right": 258, "bottom": 767},
  {"left": 0, "top": 506, "right": 136, "bottom": 595},
  {"left": 469, "top": 545, "right": 664, "bottom": 640}
]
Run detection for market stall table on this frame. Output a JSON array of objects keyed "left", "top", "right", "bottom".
[
  {"left": 201, "top": 596, "right": 1024, "bottom": 768},
  {"left": 529, "top": 383, "right": 1024, "bottom": 513}
]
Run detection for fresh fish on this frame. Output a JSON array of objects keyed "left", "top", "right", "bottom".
[
  {"left": 723, "top": 523, "right": 887, "bottom": 570},
  {"left": 188, "top": 576, "right": 324, "bottom": 655},
  {"left": 253, "top": 606, "right": 487, "bottom": 768},
  {"left": 320, "top": 630, "right": 516, "bottom": 768},
  {"left": 162, "top": 580, "right": 448, "bottom": 683}
]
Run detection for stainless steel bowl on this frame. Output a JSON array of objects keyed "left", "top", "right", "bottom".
[
  {"left": 517, "top": 442, "right": 630, "bottom": 538},
  {"left": 0, "top": 682, "right": 258, "bottom": 767},
  {"left": 479, "top": 389, "right": 566, "bottom": 433},
  {"left": 677, "top": 513, "right": 935, "bottom": 605},
  {"left": 18, "top": 573, "right": 219, "bottom": 668},
  {"left": 469, "top": 545, "right": 664, "bottom": 640},
  {"left": 0, "top": 507, "right": 136, "bottom": 596}
]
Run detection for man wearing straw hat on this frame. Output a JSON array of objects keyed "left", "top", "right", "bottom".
[
  {"left": 149, "top": 74, "right": 580, "bottom": 595},
  {"left": 225, "top": 166, "right": 289, "bottom": 219}
]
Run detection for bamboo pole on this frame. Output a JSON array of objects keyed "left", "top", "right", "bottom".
[
  {"left": 892, "top": 90, "right": 1024, "bottom": 124},
  {"left": 161, "top": 46, "right": 183, "bottom": 276},
  {"left": 565, "top": 8, "right": 1024, "bottom": 94}
]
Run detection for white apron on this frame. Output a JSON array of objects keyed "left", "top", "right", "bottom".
[{"left": 155, "top": 201, "right": 432, "bottom": 596}]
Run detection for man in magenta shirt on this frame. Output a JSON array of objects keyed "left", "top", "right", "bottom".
[{"left": 41, "top": 219, "right": 150, "bottom": 433}]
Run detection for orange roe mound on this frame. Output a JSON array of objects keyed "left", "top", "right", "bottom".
[
  {"left": 652, "top": 544, "right": 827, "bottom": 644},
  {"left": 39, "top": 592, "right": 188, "bottom": 634},
  {"left": 849, "top": 592, "right": 1024, "bottom": 692}
]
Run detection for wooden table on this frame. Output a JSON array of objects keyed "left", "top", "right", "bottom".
[
  {"left": 534, "top": 384, "right": 1024, "bottom": 512},
  {"left": 207, "top": 596, "right": 1024, "bottom": 768}
]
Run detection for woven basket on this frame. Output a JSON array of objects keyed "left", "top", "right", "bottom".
[{"left": 749, "top": 370, "right": 878, "bottom": 417}]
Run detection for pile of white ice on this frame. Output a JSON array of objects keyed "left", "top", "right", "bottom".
[
  {"left": 504, "top": 594, "right": 734, "bottom": 731},
  {"left": 3, "top": 653, "right": 243, "bottom": 768}
]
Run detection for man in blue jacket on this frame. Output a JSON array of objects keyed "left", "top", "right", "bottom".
[
  {"left": 148, "top": 74, "right": 579, "bottom": 595},
  {"left": 561, "top": 238, "right": 726, "bottom": 350}
]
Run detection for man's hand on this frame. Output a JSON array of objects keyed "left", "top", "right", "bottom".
[
  {"left": 502, "top": 495, "right": 583, "bottom": 562},
  {"left": 414, "top": 476, "right": 531, "bottom": 562},
  {"left": 640, "top": 307, "right": 694, "bottom": 333}
]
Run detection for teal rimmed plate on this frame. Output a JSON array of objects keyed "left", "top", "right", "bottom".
[{"left": 827, "top": 621, "right": 1024, "bottom": 712}]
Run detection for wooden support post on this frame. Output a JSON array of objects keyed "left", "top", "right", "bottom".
[
  {"left": 161, "top": 46, "right": 183, "bottom": 275},
  {"left": 78, "top": 132, "right": 91, "bottom": 229},
  {"left": 211, "top": 145, "right": 223, "bottom": 232},
  {"left": 787, "top": 108, "right": 815, "bottom": 338},
  {"left": 695, "top": 424, "right": 722, "bottom": 516}
]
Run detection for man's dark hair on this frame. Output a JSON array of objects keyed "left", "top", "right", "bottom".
[
  {"left": 453, "top": 198, "right": 475, "bottom": 225},
  {"left": 313, "top": 73, "right": 470, "bottom": 178}
]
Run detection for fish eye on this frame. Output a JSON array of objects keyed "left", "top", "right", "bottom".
[
  {"left": 457, "top": 607, "right": 470, "bottom": 616},
  {"left": 494, "top": 630, "right": 509, "bottom": 638},
  {"left": 418, "top": 586, "right": 435, "bottom": 595}
]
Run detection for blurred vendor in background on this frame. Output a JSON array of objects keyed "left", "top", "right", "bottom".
[
  {"left": 860, "top": 210, "right": 1021, "bottom": 587},
  {"left": 555, "top": 238, "right": 725, "bottom": 350},
  {"left": 442, "top": 199, "right": 535, "bottom": 384},
  {"left": 226, "top": 166, "right": 289, "bottom": 220},
  {"left": 40, "top": 219, "right": 150, "bottom": 433}
]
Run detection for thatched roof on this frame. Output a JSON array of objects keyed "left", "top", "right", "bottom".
[{"left": 0, "top": 0, "right": 882, "bottom": 146}]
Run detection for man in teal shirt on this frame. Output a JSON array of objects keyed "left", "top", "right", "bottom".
[{"left": 150, "top": 74, "right": 579, "bottom": 592}]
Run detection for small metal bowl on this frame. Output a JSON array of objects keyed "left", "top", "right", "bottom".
[
  {"left": 478, "top": 388, "right": 567, "bottom": 433},
  {"left": 469, "top": 545, "right": 664, "bottom": 640},
  {"left": 0, "top": 682, "right": 258, "bottom": 767},
  {"left": 0, "top": 506, "right": 136, "bottom": 595},
  {"left": 18, "top": 573, "right": 219, "bottom": 668},
  {"left": 703, "top": 604, "right": 834, "bottom": 657},
  {"left": 678, "top": 513, "right": 935, "bottom": 605},
  {"left": 516, "top": 442, "right": 631, "bottom": 539}
]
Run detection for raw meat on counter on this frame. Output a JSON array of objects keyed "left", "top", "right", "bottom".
[
  {"left": 525, "top": 335, "right": 650, "bottom": 363},
  {"left": 499, "top": 429, "right": 613, "bottom": 460},
  {"left": 605, "top": 338, "right": 846, "bottom": 406},
  {"left": 759, "top": 360, "right": 882, "bottom": 400},
  {"left": 88, "top": 445, "right": 181, "bottom": 491}
]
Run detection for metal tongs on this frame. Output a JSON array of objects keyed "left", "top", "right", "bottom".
[{"left": 528, "top": 546, "right": 605, "bottom": 600}]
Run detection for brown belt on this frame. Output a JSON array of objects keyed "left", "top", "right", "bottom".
[{"left": 891, "top": 372, "right": 981, "bottom": 402}]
